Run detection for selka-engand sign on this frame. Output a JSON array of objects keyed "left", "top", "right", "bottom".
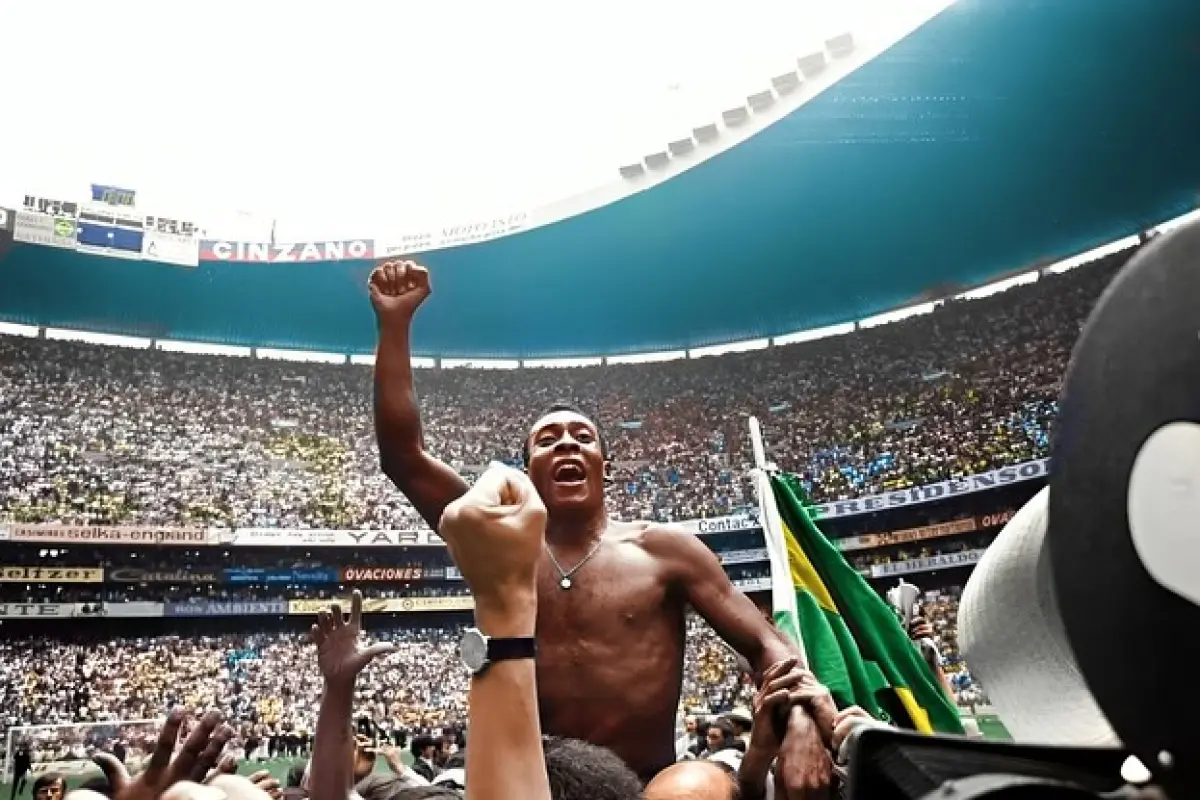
[{"left": 199, "top": 239, "right": 375, "bottom": 263}]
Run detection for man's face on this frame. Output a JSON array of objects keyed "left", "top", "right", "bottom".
[
  {"left": 705, "top": 728, "right": 726, "bottom": 751},
  {"left": 35, "top": 782, "right": 64, "bottom": 800},
  {"left": 685, "top": 716, "right": 698, "bottom": 734},
  {"left": 525, "top": 410, "right": 606, "bottom": 514}
]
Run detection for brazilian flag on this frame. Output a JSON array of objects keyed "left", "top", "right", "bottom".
[{"left": 758, "top": 471, "right": 964, "bottom": 734}]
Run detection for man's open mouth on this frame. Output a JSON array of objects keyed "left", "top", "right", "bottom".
[{"left": 552, "top": 462, "right": 587, "bottom": 484}]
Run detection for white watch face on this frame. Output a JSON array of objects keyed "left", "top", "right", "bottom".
[{"left": 460, "top": 628, "right": 488, "bottom": 673}]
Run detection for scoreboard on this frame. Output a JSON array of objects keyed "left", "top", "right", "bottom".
[{"left": 12, "top": 185, "right": 202, "bottom": 267}]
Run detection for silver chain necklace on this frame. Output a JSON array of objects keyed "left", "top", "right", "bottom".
[{"left": 544, "top": 538, "right": 604, "bottom": 590}]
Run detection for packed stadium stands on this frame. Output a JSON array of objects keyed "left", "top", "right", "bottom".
[
  {"left": 0, "top": 245, "right": 1130, "bottom": 789},
  {"left": 0, "top": 247, "right": 1125, "bottom": 531}
]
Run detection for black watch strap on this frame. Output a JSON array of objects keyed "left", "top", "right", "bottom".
[{"left": 487, "top": 636, "right": 537, "bottom": 663}]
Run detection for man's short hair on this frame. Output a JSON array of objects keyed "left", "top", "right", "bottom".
[
  {"left": 521, "top": 402, "right": 610, "bottom": 466},
  {"left": 707, "top": 718, "right": 737, "bottom": 749},
  {"left": 542, "top": 736, "right": 642, "bottom": 800},
  {"left": 411, "top": 734, "right": 437, "bottom": 757}
]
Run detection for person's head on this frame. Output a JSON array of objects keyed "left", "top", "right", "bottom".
[
  {"left": 724, "top": 709, "right": 752, "bottom": 738},
  {"left": 33, "top": 774, "right": 67, "bottom": 800},
  {"left": 436, "top": 736, "right": 454, "bottom": 764},
  {"left": 644, "top": 761, "right": 737, "bottom": 800},
  {"left": 411, "top": 735, "right": 437, "bottom": 761},
  {"left": 685, "top": 715, "right": 698, "bottom": 734},
  {"left": 705, "top": 719, "right": 737, "bottom": 753},
  {"left": 523, "top": 403, "right": 610, "bottom": 517},
  {"left": 542, "top": 736, "right": 642, "bottom": 800}
]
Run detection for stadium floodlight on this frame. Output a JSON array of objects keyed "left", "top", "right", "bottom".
[
  {"left": 692, "top": 124, "right": 720, "bottom": 144},
  {"left": 770, "top": 71, "right": 802, "bottom": 96},
  {"left": 4, "top": 719, "right": 161, "bottom": 782},
  {"left": 644, "top": 151, "right": 671, "bottom": 170},
  {"left": 825, "top": 32, "right": 855, "bottom": 59},
  {"left": 796, "top": 51, "right": 827, "bottom": 78},
  {"left": 618, "top": 163, "right": 646, "bottom": 180},
  {"left": 667, "top": 138, "right": 695, "bottom": 157},
  {"left": 721, "top": 107, "right": 750, "bottom": 127},
  {"left": 747, "top": 90, "right": 776, "bottom": 112}
]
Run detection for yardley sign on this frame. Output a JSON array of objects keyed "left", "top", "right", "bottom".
[{"left": 199, "top": 239, "right": 375, "bottom": 263}]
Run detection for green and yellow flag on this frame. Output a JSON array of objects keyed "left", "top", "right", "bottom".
[{"left": 756, "top": 470, "right": 963, "bottom": 734}]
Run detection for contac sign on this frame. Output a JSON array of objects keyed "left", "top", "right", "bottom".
[
  {"left": 108, "top": 568, "right": 219, "bottom": 583},
  {"left": 0, "top": 567, "right": 103, "bottom": 583},
  {"left": 199, "top": 239, "right": 375, "bottom": 263},
  {"left": 342, "top": 566, "right": 424, "bottom": 581}
]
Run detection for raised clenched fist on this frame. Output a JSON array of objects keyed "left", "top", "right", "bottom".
[{"left": 368, "top": 260, "right": 431, "bottom": 323}]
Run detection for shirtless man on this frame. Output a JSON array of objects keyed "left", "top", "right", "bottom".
[{"left": 369, "top": 260, "right": 833, "bottom": 794}]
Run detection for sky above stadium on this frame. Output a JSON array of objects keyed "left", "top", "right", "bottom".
[{"left": 0, "top": 0, "right": 939, "bottom": 240}]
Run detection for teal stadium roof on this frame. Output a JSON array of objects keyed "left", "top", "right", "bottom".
[{"left": 1, "top": 0, "right": 1199, "bottom": 358}]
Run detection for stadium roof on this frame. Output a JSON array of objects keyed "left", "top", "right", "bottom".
[{"left": 1, "top": 0, "right": 1199, "bottom": 358}]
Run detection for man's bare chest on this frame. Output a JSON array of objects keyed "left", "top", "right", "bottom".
[{"left": 535, "top": 550, "right": 672, "bottom": 633}]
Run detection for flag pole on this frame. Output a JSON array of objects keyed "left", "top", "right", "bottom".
[
  {"left": 748, "top": 416, "right": 808, "bottom": 663},
  {"left": 748, "top": 416, "right": 768, "bottom": 471}
]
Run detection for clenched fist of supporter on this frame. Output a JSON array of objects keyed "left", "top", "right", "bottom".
[
  {"left": 368, "top": 260, "right": 430, "bottom": 324},
  {"left": 439, "top": 463, "right": 547, "bottom": 630}
]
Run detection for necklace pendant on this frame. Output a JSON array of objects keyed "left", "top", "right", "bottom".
[{"left": 559, "top": 577, "right": 573, "bottom": 590}]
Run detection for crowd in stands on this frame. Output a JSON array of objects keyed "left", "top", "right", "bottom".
[{"left": 0, "top": 249, "right": 1126, "bottom": 531}]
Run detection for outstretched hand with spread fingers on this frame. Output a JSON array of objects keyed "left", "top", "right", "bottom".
[
  {"left": 93, "top": 709, "right": 233, "bottom": 800},
  {"left": 310, "top": 589, "right": 396, "bottom": 689}
]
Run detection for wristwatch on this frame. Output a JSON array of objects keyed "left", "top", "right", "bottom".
[{"left": 459, "top": 627, "right": 537, "bottom": 676}]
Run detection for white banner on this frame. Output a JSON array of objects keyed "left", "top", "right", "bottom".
[
  {"left": 731, "top": 576, "right": 772, "bottom": 592},
  {"left": 0, "top": 603, "right": 83, "bottom": 618},
  {"left": 13, "top": 212, "right": 78, "bottom": 249},
  {"left": 870, "top": 549, "right": 986, "bottom": 577},
  {"left": 143, "top": 230, "right": 200, "bottom": 267},
  {"left": 378, "top": 211, "right": 529, "bottom": 256},
  {"left": 719, "top": 548, "right": 769, "bottom": 565},
  {"left": 221, "top": 528, "right": 432, "bottom": 547},
  {"left": 104, "top": 602, "right": 165, "bottom": 618},
  {"left": 812, "top": 458, "right": 1051, "bottom": 520}
]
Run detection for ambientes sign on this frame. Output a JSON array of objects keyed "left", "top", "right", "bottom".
[{"left": 0, "top": 603, "right": 82, "bottom": 618}]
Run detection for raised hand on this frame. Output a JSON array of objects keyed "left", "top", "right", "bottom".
[
  {"left": 94, "top": 709, "right": 233, "bottom": 800},
  {"left": 368, "top": 260, "right": 431, "bottom": 323},
  {"left": 310, "top": 590, "right": 396, "bottom": 689},
  {"left": 438, "top": 463, "right": 547, "bottom": 620}
]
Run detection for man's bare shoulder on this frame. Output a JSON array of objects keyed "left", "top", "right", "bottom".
[{"left": 606, "top": 520, "right": 710, "bottom": 562}]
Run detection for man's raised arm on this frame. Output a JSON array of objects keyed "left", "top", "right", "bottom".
[{"left": 370, "top": 259, "right": 469, "bottom": 530}]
